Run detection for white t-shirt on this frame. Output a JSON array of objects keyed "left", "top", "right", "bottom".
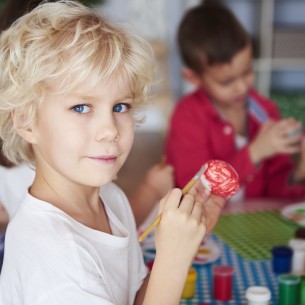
[
  {"left": 0, "top": 163, "right": 35, "bottom": 218},
  {"left": 0, "top": 183, "right": 148, "bottom": 305}
]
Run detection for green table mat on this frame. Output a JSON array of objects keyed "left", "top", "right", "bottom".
[
  {"left": 271, "top": 91, "right": 305, "bottom": 126},
  {"left": 213, "top": 210, "right": 299, "bottom": 260}
]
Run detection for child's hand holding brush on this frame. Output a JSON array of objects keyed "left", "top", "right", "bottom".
[{"left": 139, "top": 160, "right": 239, "bottom": 242}]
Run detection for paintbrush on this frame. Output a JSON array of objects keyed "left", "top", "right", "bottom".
[{"left": 138, "top": 164, "right": 207, "bottom": 242}]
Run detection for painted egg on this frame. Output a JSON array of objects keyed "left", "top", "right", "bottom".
[{"left": 200, "top": 160, "right": 239, "bottom": 198}]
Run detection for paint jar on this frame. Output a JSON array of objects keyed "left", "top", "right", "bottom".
[
  {"left": 271, "top": 246, "right": 293, "bottom": 274},
  {"left": 146, "top": 260, "right": 154, "bottom": 271},
  {"left": 245, "top": 286, "right": 271, "bottom": 305},
  {"left": 295, "top": 228, "right": 305, "bottom": 240},
  {"left": 289, "top": 239, "right": 305, "bottom": 274},
  {"left": 300, "top": 276, "right": 305, "bottom": 305},
  {"left": 213, "top": 265, "right": 234, "bottom": 301},
  {"left": 278, "top": 274, "right": 300, "bottom": 305},
  {"left": 182, "top": 268, "right": 197, "bottom": 299}
]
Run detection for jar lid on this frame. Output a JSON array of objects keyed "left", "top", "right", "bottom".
[
  {"left": 272, "top": 245, "right": 293, "bottom": 257},
  {"left": 278, "top": 274, "right": 301, "bottom": 285},
  {"left": 245, "top": 286, "right": 271, "bottom": 302},
  {"left": 213, "top": 265, "right": 234, "bottom": 276},
  {"left": 289, "top": 238, "right": 305, "bottom": 250}
]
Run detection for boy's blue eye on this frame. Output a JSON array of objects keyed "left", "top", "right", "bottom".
[
  {"left": 113, "top": 103, "right": 130, "bottom": 113},
  {"left": 72, "top": 104, "right": 91, "bottom": 114}
]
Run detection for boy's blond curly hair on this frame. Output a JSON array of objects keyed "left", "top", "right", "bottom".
[{"left": 0, "top": 0, "right": 154, "bottom": 164}]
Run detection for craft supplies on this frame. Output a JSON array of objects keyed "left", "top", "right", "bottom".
[
  {"left": 278, "top": 274, "right": 300, "bottom": 305},
  {"left": 271, "top": 246, "right": 293, "bottom": 274},
  {"left": 182, "top": 268, "right": 198, "bottom": 299},
  {"left": 200, "top": 160, "right": 239, "bottom": 198},
  {"left": 288, "top": 238, "right": 305, "bottom": 274},
  {"left": 213, "top": 265, "right": 234, "bottom": 301},
  {"left": 245, "top": 286, "right": 271, "bottom": 305}
]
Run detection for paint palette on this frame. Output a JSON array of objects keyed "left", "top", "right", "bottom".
[
  {"left": 141, "top": 234, "right": 221, "bottom": 265},
  {"left": 193, "top": 235, "right": 221, "bottom": 265},
  {"left": 281, "top": 202, "right": 305, "bottom": 226}
]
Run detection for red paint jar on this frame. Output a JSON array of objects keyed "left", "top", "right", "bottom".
[
  {"left": 213, "top": 265, "right": 234, "bottom": 301},
  {"left": 146, "top": 260, "right": 154, "bottom": 271}
]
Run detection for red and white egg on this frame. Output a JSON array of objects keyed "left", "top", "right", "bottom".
[{"left": 200, "top": 160, "right": 239, "bottom": 198}]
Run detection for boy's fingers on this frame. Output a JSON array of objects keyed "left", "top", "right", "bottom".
[
  {"left": 203, "top": 195, "right": 226, "bottom": 232},
  {"left": 201, "top": 209, "right": 207, "bottom": 227},
  {"left": 158, "top": 189, "right": 171, "bottom": 214},
  {"left": 191, "top": 200, "right": 204, "bottom": 222},
  {"left": 161, "top": 188, "right": 183, "bottom": 211},
  {"left": 179, "top": 194, "right": 195, "bottom": 213},
  {"left": 186, "top": 179, "right": 211, "bottom": 204}
]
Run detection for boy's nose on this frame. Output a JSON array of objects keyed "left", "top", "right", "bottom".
[
  {"left": 235, "top": 79, "right": 248, "bottom": 95},
  {"left": 95, "top": 115, "right": 120, "bottom": 142}
]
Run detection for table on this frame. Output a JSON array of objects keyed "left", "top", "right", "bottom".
[
  {"left": 140, "top": 199, "right": 303, "bottom": 304},
  {"left": 181, "top": 200, "right": 298, "bottom": 305}
]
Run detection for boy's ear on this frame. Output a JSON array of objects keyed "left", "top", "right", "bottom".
[
  {"left": 181, "top": 68, "right": 202, "bottom": 88},
  {"left": 12, "top": 110, "right": 37, "bottom": 144}
]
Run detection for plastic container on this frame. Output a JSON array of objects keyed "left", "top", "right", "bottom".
[
  {"left": 278, "top": 274, "right": 300, "bottom": 305},
  {"left": 213, "top": 265, "right": 234, "bottom": 301},
  {"left": 245, "top": 286, "right": 271, "bottom": 305},
  {"left": 295, "top": 227, "right": 305, "bottom": 240},
  {"left": 289, "top": 239, "right": 305, "bottom": 274},
  {"left": 300, "top": 276, "right": 305, "bottom": 305},
  {"left": 146, "top": 260, "right": 154, "bottom": 271},
  {"left": 271, "top": 246, "right": 293, "bottom": 274},
  {"left": 182, "top": 268, "right": 197, "bottom": 299}
]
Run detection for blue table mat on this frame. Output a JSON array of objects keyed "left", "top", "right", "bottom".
[{"left": 180, "top": 234, "right": 279, "bottom": 305}]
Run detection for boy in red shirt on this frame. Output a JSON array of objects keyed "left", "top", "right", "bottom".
[{"left": 166, "top": 4, "right": 305, "bottom": 200}]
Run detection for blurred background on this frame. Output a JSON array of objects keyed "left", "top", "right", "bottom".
[{"left": 1, "top": 0, "right": 305, "bottom": 197}]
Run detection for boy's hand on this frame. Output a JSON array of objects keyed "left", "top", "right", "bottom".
[
  {"left": 189, "top": 178, "right": 226, "bottom": 233},
  {"left": 292, "top": 137, "right": 305, "bottom": 183},
  {"left": 249, "top": 118, "right": 302, "bottom": 164},
  {"left": 155, "top": 189, "right": 206, "bottom": 265},
  {"left": 147, "top": 183, "right": 226, "bottom": 305},
  {"left": 154, "top": 184, "right": 226, "bottom": 266}
]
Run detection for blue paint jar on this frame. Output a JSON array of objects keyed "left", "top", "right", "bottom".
[{"left": 272, "top": 246, "right": 293, "bottom": 274}]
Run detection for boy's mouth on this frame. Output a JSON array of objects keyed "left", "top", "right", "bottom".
[
  {"left": 234, "top": 94, "right": 248, "bottom": 104},
  {"left": 88, "top": 155, "right": 118, "bottom": 164}
]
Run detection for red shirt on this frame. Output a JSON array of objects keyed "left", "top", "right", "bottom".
[{"left": 165, "top": 88, "right": 305, "bottom": 199}]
